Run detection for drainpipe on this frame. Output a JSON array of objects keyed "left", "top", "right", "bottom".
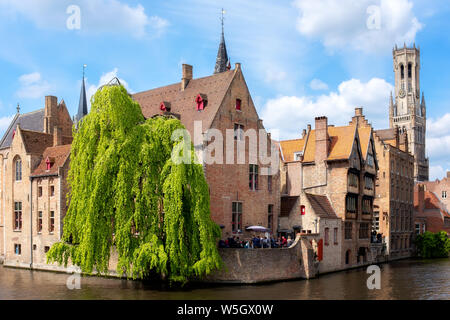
[{"left": 29, "top": 176, "right": 33, "bottom": 269}]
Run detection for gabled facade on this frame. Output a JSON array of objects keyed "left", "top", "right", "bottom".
[
  {"left": 353, "top": 108, "right": 415, "bottom": 259},
  {"left": 0, "top": 96, "right": 73, "bottom": 265},
  {"left": 133, "top": 62, "right": 280, "bottom": 238}
]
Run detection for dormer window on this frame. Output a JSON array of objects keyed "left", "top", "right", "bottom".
[
  {"left": 196, "top": 94, "right": 207, "bottom": 111},
  {"left": 160, "top": 101, "right": 171, "bottom": 112},
  {"left": 235, "top": 99, "right": 242, "bottom": 111},
  {"left": 46, "top": 157, "right": 55, "bottom": 171},
  {"left": 294, "top": 152, "right": 303, "bottom": 161}
]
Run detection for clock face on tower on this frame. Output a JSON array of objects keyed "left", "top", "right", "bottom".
[{"left": 399, "top": 88, "right": 406, "bottom": 98}]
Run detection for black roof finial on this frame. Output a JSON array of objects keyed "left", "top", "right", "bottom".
[
  {"left": 214, "top": 9, "right": 229, "bottom": 74},
  {"left": 75, "top": 64, "right": 88, "bottom": 124}
]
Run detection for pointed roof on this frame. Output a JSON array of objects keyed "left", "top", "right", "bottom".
[
  {"left": 0, "top": 109, "right": 45, "bottom": 150},
  {"left": 214, "top": 21, "right": 229, "bottom": 74},
  {"left": 76, "top": 76, "right": 88, "bottom": 122}
]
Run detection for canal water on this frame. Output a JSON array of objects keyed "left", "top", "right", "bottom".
[{"left": 0, "top": 258, "right": 449, "bottom": 300}]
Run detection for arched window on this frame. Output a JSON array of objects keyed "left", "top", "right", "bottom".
[
  {"left": 400, "top": 65, "right": 404, "bottom": 79},
  {"left": 15, "top": 157, "right": 22, "bottom": 181}
]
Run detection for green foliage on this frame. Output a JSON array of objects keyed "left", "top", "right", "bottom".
[
  {"left": 415, "top": 231, "right": 450, "bottom": 259},
  {"left": 47, "top": 84, "right": 222, "bottom": 283}
]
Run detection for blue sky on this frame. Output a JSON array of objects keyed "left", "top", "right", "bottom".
[{"left": 0, "top": 0, "right": 449, "bottom": 179}]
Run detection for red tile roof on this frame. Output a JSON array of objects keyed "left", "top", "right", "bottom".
[
  {"left": 133, "top": 69, "right": 237, "bottom": 135},
  {"left": 279, "top": 139, "right": 305, "bottom": 162},
  {"left": 31, "top": 144, "right": 71, "bottom": 177},
  {"left": 302, "top": 126, "right": 357, "bottom": 163}
]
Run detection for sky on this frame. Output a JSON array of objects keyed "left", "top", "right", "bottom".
[{"left": 0, "top": 0, "right": 449, "bottom": 180}]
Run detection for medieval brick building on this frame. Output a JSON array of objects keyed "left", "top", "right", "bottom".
[
  {"left": 0, "top": 73, "right": 88, "bottom": 266},
  {"left": 422, "top": 172, "right": 450, "bottom": 212},
  {"left": 0, "top": 96, "right": 74, "bottom": 267},
  {"left": 133, "top": 32, "right": 280, "bottom": 239},
  {"left": 414, "top": 184, "right": 450, "bottom": 235},
  {"left": 279, "top": 110, "right": 379, "bottom": 271}
]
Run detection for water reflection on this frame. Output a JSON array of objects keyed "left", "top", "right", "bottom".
[{"left": 0, "top": 258, "right": 448, "bottom": 300}]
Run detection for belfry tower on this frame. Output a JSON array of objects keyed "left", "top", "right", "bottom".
[{"left": 389, "top": 44, "right": 428, "bottom": 181}]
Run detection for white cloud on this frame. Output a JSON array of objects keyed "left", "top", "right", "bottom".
[
  {"left": 86, "top": 68, "right": 132, "bottom": 109},
  {"left": 429, "top": 165, "right": 449, "bottom": 181},
  {"left": 0, "top": 115, "right": 15, "bottom": 137},
  {"left": 427, "top": 113, "right": 450, "bottom": 167},
  {"left": 310, "top": 79, "right": 329, "bottom": 91},
  {"left": 0, "top": 0, "right": 169, "bottom": 38},
  {"left": 261, "top": 78, "right": 393, "bottom": 140},
  {"left": 293, "top": 0, "right": 423, "bottom": 53},
  {"left": 16, "top": 72, "right": 51, "bottom": 99}
]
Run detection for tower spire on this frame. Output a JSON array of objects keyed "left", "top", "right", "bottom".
[
  {"left": 76, "top": 64, "right": 88, "bottom": 124},
  {"left": 214, "top": 8, "right": 229, "bottom": 74}
]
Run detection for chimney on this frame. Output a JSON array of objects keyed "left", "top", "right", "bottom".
[
  {"left": 417, "top": 184, "right": 425, "bottom": 213},
  {"left": 44, "top": 96, "right": 58, "bottom": 134},
  {"left": 315, "top": 116, "right": 329, "bottom": 163},
  {"left": 355, "top": 107, "right": 363, "bottom": 116},
  {"left": 447, "top": 171, "right": 450, "bottom": 179},
  {"left": 181, "top": 64, "right": 193, "bottom": 91},
  {"left": 302, "top": 129, "right": 307, "bottom": 138},
  {"left": 53, "top": 126, "right": 62, "bottom": 147},
  {"left": 235, "top": 63, "right": 241, "bottom": 73},
  {"left": 307, "top": 124, "right": 311, "bottom": 132}
]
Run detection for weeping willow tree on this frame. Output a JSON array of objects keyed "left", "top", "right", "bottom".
[{"left": 47, "top": 83, "right": 222, "bottom": 283}]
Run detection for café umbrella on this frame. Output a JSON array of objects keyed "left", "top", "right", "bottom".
[{"left": 246, "top": 226, "right": 270, "bottom": 233}]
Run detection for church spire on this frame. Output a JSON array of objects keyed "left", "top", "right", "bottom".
[
  {"left": 214, "top": 9, "right": 229, "bottom": 74},
  {"left": 76, "top": 64, "right": 88, "bottom": 123}
]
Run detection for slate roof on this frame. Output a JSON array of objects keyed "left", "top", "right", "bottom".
[
  {"left": 0, "top": 109, "right": 45, "bottom": 150},
  {"left": 31, "top": 144, "right": 71, "bottom": 177},
  {"left": 374, "top": 128, "right": 396, "bottom": 142},
  {"left": 76, "top": 77, "right": 88, "bottom": 122},
  {"left": 214, "top": 30, "right": 229, "bottom": 74},
  {"left": 133, "top": 69, "right": 236, "bottom": 135},
  {"left": 305, "top": 193, "right": 339, "bottom": 219}
]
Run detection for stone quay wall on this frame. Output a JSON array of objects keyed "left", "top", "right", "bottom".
[{"left": 206, "top": 235, "right": 318, "bottom": 284}]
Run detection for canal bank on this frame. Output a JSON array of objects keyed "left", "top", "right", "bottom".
[{"left": 0, "top": 258, "right": 448, "bottom": 300}]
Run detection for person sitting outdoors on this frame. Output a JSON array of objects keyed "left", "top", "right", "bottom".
[
  {"left": 281, "top": 236, "right": 287, "bottom": 247},
  {"left": 287, "top": 236, "right": 293, "bottom": 247}
]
